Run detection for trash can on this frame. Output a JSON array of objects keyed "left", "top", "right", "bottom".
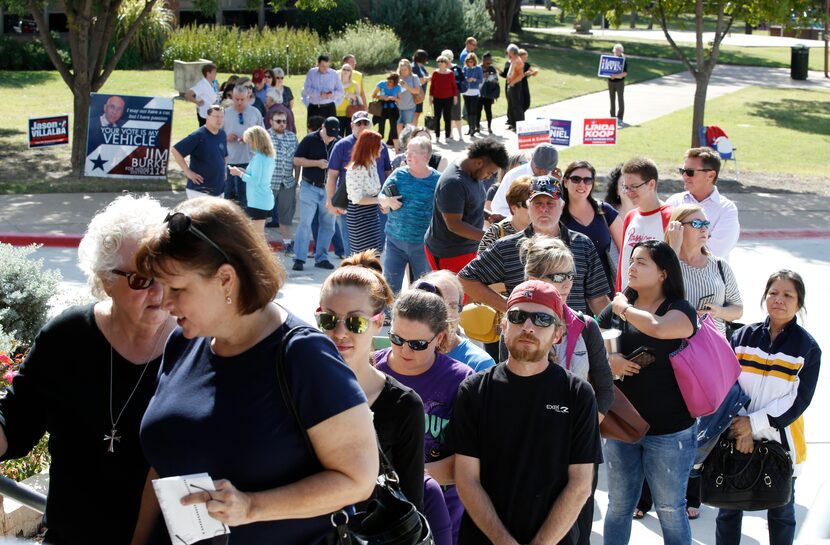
[{"left": 791, "top": 45, "right": 809, "bottom": 80}]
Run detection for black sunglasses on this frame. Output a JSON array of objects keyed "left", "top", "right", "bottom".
[
  {"left": 164, "top": 212, "right": 231, "bottom": 263},
  {"left": 111, "top": 269, "right": 154, "bottom": 290},
  {"left": 316, "top": 310, "right": 383, "bottom": 334},
  {"left": 542, "top": 271, "right": 575, "bottom": 283},
  {"left": 272, "top": 119, "right": 287, "bottom": 124},
  {"left": 678, "top": 167, "right": 714, "bottom": 177},
  {"left": 506, "top": 309, "right": 558, "bottom": 328},
  {"left": 389, "top": 332, "right": 439, "bottom": 351},
  {"left": 566, "top": 175, "right": 594, "bottom": 185}
]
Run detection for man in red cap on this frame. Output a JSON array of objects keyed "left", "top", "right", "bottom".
[{"left": 447, "top": 280, "right": 603, "bottom": 545}]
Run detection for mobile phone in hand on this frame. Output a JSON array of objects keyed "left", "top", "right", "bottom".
[
  {"left": 382, "top": 184, "right": 400, "bottom": 198},
  {"left": 625, "top": 347, "right": 656, "bottom": 369}
]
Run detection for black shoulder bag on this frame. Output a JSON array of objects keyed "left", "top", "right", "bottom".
[
  {"left": 277, "top": 327, "right": 434, "bottom": 545},
  {"left": 700, "top": 431, "right": 793, "bottom": 511}
]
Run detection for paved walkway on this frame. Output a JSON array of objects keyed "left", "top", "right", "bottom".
[{"left": 529, "top": 24, "right": 829, "bottom": 48}]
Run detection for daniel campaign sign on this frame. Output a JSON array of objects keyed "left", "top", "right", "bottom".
[
  {"left": 85, "top": 93, "right": 173, "bottom": 179},
  {"left": 549, "top": 119, "right": 572, "bottom": 147},
  {"left": 598, "top": 55, "right": 625, "bottom": 78},
  {"left": 517, "top": 119, "right": 551, "bottom": 150},
  {"left": 583, "top": 118, "right": 617, "bottom": 145},
  {"left": 28, "top": 115, "right": 69, "bottom": 148}
]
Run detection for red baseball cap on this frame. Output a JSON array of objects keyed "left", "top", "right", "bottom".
[
  {"left": 252, "top": 69, "right": 265, "bottom": 84},
  {"left": 506, "top": 280, "right": 564, "bottom": 320}
]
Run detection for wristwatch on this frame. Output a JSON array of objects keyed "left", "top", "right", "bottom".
[{"left": 620, "top": 305, "right": 631, "bottom": 322}]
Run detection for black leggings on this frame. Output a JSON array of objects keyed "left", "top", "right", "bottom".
[
  {"left": 377, "top": 107, "right": 399, "bottom": 144},
  {"left": 478, "top": 98, "right": 493, "bottom": 127},
  {"left": 432, "top": 97, "right": 453, "bottom": 138},
  {"left": 463, "top": 95, "right": 480, "bottom": 132}
]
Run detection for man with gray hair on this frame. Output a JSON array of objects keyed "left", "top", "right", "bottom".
[
  {"left": 490, "top": 143, "right": 560, "bottom": 218},
  {"left": 223, "top": 84, "right": 264, "bottom": 207},
  {"left": 505, "top": 43, "right": 524, "bottom": 131}
]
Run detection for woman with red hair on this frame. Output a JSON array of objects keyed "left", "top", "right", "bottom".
[{"left": 345, "top": 130, "right": 402, "bottom": 255}]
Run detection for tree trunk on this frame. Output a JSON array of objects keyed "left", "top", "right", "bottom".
[
  {"left": 630, "top": 10, "right": 637, "bottom": 29},
  {"left": 691, "top": 72, "right": 710, "bottom": 147},
  {"left": 71, "top": 85, "right": 92, "bottom": 177}
]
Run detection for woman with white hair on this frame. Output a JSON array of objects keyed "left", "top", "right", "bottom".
[
  {"left": 0, "top": 194, "right": 175, "bottom": 545},
  {"left": 607, "top": 44, "right": 628, "bottom": 125}
]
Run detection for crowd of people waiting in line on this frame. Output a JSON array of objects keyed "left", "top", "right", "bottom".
[{"left": 0, "top": 39, "right": 821, "bottom": 545}]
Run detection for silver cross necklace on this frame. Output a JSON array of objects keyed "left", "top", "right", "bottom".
[{"left": 105, "top": 330, "right": 163, "bottom": 453}]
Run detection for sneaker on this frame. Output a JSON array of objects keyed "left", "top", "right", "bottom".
[
  {"left": 284, "top": 241, "right": 295, "bottom": 255},
  {"left": 292, "top": 260, "right": 304, "bottom": 271},
  {"left": 315, "top": 260, "right": 335, "bottom": 270}
]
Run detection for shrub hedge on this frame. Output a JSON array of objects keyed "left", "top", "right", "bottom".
[
  {"left": 0, "top": 33, "right": 71, "bottom": 71},
  {"left": 326, "top": 21, "right": 401, "bottom": 71}
]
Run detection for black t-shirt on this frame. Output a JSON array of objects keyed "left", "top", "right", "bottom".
[
  {"left": 0, "top": 305, "right": 159, "bottom": 545},
  {"left": 446, "top": 363, "right": 602, "bottom": 545},
  {"left": 596, "top": 298, "right": 698, "bottom": 435},
  {"left": 294, "top": 130, "right": 338, "bottom": 185},
  {"left": 424, "top": 162, "right": 486, "bottom": 258},
  {"left": 371, "top": 375, "right": 426, "bottom": 511}
]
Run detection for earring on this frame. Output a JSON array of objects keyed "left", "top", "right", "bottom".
[{"left": 225, "top": 295, "right": 232, "bottom": 305}]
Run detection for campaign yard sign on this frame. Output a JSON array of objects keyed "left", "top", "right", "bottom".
[
  {"left": 549, "top": 119, "right": 572, "bottom": 147},
  {"left": 85, "top": 93, "right": 173, "bottom": 179},
  {"left": 28, "top": 115, "right": 69, "bottom": 148},
  {"left": 598, "top": 55, "right": 625, "bottom": 78},
  {"left": 517, "top": 119, "right": 551, "bottom": 150},
  {"left": 583, "top": 118, "right": 617, "bottom": 145}
]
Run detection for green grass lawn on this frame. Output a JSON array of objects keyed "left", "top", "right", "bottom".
[
  {"left": 520, "top": 29, "right": 827, "bottom": 72},
  {"left": 558, "top": 86, "right": 830, "bottom": 182},
  {"left": 0, "top": 51, "right": 681, "bottom": 192}
]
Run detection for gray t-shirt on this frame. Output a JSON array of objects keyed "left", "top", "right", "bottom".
[
  {"left": 223, "top": 105, "right": 264, "bottom": 164},
  {"left": 398, "top": 74, "right": 421, "bottom": 110},
  {"left": 425, "top": 162, "right": 485, "bottom": 258}
]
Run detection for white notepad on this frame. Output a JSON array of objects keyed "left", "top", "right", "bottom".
[{"left": 152, "top": 473, "right": 230, "bottom": 545}]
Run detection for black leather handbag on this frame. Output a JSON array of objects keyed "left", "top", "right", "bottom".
[
  {"left": 700, "top": 432, "right": 793, "bottom": 511},
  {"left": 277, "top": 327, "right": 433, "bottom": 545},
  {"left": 332, "top": 178, "right": 349, "bottom": 210}
]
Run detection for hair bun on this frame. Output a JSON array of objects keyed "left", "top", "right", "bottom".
[{"left": 339, "top": 250, "right": 383, "bottom": 274}]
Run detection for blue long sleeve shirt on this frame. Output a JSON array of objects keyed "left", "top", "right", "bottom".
[
  {"left": 242, "top": 151, "right": 276, "bottom": 211},
  {"left": 301, "top": 67, "right": 345, "bottom": 107}
]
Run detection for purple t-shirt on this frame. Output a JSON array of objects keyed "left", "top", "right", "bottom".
[
  {"left": 375, "top": 348, "right": 473, "bottom": 544},
  {"left": 328, "top": 134, "right": 392, "bottom": 188}
]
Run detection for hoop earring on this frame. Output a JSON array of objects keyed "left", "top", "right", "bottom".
[{"left": 225, "top": 295, "right": 232, "bottom": 305}]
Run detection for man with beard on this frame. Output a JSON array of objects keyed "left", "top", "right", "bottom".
[{"left": 446, "top": 280, "right": 602, "bottom": 545}]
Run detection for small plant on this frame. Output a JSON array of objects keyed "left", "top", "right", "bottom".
[
  {"left": 0, "top": 347, "right": 51, "bottom": 482},
  {"left": 115, "top": 0, "right": 175, "bottom": 66},
  {"left": 0, "top": 244, "right": 61, "bottom": 349},
  {"left": 326, "top": 21, "right": 402, "bottom": 71}
]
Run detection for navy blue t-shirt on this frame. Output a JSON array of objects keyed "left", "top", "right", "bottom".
[
  {"left": 173, "top": 126, "right": 228, "bottom": 196},
  {"left": 140, "top": 310, "right": 367, "bottom": 544},
  {"left": 563, "top": 202, "right": 619, "bottom": 290}
]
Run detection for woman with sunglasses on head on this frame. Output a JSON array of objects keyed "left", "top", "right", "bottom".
[
  {"left": 269, "top": 67, "right": 294, "bottom": 111},
  {"left": 716, "top": 270, "right": 821, "bottom": 545},
  {"left": 0, "top": 195, "right": 175, "bottom": 545},
  {"left": 374, "top": 286, "right": 474, "bottom": 544},
  {"left": 596, "top": 239, "right": 699, "bottom": 545},
  {"left": 521, "top": 234, "right": 614, "bottom": 545},
  {"left": 336, "top": 64, "right": 360, "bottom": 136},
  {"left": 561, "top": 160, "right": 623, "bottom": 293},
  {"left": 133, "top": 198, "right": 378, "bottom": 544}
]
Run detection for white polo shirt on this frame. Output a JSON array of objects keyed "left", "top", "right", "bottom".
[{"left": 666, "top": 187, "right": 739, "bottom": 258}]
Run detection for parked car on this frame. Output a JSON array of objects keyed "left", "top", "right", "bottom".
[{"left": 13, "top": 19, "right": 37, "bottom": 33}]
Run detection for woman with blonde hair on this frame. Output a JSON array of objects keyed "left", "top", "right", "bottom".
[
  {"left": 397, "top": 59, "right": 422, "bottom": 138},
  {"left": 336, "top": 63, "right": 361, "bottom": 136},
  {"left": 229, "top": 125, "right": 276, "bottom": 235}
]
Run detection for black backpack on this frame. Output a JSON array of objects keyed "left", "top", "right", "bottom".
[{"left": 452, "top": 64, "right": 468, "bottom": 94}]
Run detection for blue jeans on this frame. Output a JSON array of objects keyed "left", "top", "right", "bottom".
[
  {"left": 604, "top": 425, "right": 696, "bottom": 545},
  {"left": 314, "top": 212, "right": 346, "bottom": 257},
  {"left": 378, "top": 208, "right": 387, "bottom": 250},
  {"left": 294, "top": 183, "right": 335, "bottom": 264},
  {"left": 715, "top": 478, "right": 796, "bottom": 545},
  {"left": 337, "top": 213, "right": 350, "bottom": 257},
  {"left": 383, "top": 234, "right": 431, "bottom": 295}
]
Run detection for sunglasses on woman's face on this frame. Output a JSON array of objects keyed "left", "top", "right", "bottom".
[
  {"left": 506, "top": 309, "right": 558, "bottom": 328},
  {"left": 681, "top": 219, "right": 711, "bottom": 230},
  {"left": 111, "top": 269, "right": 154, "bottom": 290},
  {"left": 389, "top": 332, "right": 438, "bottom": 351},
  {"left": 164, "top": 212, "right": 231, "bottom": 263},
  {"left": 315, "top": 310, "right": 383, "bottom": 334},
  {"left": 542, "top": 271, "right": 575, "bottom": 283}
]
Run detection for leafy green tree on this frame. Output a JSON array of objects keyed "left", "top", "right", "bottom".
[
  {"left": 485, "top": 0, "right": 523, "bottom": 43},
  {"left": 0, "top": 0, "right": 333, "bottom": 179},
  {"left": 559, "top": 0, "right": 813, "bottom": 146}
]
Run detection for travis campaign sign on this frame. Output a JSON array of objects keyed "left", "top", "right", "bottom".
[
  {"left": 583, "top": 118, "right": 617, "bottom": 145},
  {"left": 28, "top": 115, "right": 69, "bottom": 148},
  {"left": 598, "top": 55, "right": 625, "bottom": 78},
  {"left": 85, "top": 94, "right": 173, "bottom": 179},
  {"left": 517, "top": 119, "right": 552, "bottom": 150}
]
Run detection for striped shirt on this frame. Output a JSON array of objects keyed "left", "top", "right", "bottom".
[
  {"left": 459, "top": 224, "right": 610, "bottom": 313},
  {"left": 478, "top": 218, "right": 517, "bottom": 253},
  {"left": 268, "top": 129, "right": 299, "bottom": 190},
  {"left": 679, "top": 255, "right": 742, "bottom": 336}
]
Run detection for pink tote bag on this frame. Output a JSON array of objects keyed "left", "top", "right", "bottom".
[{"left": 670, "top": 314, "right": 741, "bottom": 417}]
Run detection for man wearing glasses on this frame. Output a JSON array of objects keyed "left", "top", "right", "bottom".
[
  {"left": 267, "top": 111, "right": 300, "bottom": 251},
  {"left": 615, "top": 157, "right": 673, "bottom": 290},
  {"left": 223, "top": 85, "right": 264, "bottom": 208},
  {"left": 459, "top": 177, "right": 610, "bottom": 316},
  {"left": 302, "top": 55, "right": 345, "bottom": 120},
  {"left": 447, "top": 280, "right": 601, "bottom": 545},
  {"left": 666, "top": 147, "right": 739, "bottom": 258}
]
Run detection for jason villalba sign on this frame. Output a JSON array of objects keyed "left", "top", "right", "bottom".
[
  {"left": 28, "top": 115, "right": 69, "bottom": 148},
  {"left": 85, "top": 93, "right": 173, "bottom": 179}
]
